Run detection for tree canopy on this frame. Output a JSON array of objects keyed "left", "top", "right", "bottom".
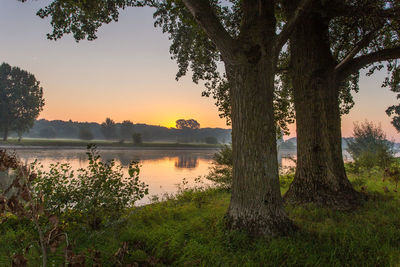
[
  {"left": 32, "top": 0, "right": 318, "bottom": 236},
  {"left": 0, "top": 62, "right": 45, "bottom": 141},
  {"left": 101, "top": 118, "right": 117, "bottom": 140},
  {"left": 175, "top": 119, "right": 200, "bottom": 129}
]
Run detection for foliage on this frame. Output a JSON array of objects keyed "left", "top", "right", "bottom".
[
  {"left": 384, "top": 162, "right": 400, "bottom": 192},
  {"left": 206, "top": 144, "right": 232, "bottom": 190},
  {"left": 132, "top": 133, "right": 142, "bottom": 145},
  {"left": 78, "top": 125, "right": 94, "bottom": 140},
  {"left": 0, "top": 62, "right": 45, "bottom": 140},
  {"left": 175, "top": 119, "right": 200, "bottom": 130},
  {"left": 39, "top": 126, "right": 56, "bottom": 139},
  {"left": 119, "top": 120, "right": 134, "bottom": 141},
  {"left": 0, "top": 150, "right": 66, "bottom": 267},
  {"left": 326, "top": 1, "right": 400, "bottom": 125},
  {"left": 347, "top": 121, "right": 395, "bottom": 170},
  {"left": 204, "top": 136, "right": 218, "bottom": 144},
  {"left": 31, "top": 145, "right": 148, "bottom": 229},
  {"left": 3, "top": 173, "right": 400, "bottom": 266},
  {"left": 100, "top": 117, "right": 117, "bottom": 140}
]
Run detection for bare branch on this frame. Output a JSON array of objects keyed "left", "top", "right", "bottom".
[
  {"left": 337, "top": 47, "right": 400, "bottom": 81},
  {"left": 275, "top": 0, "right": 314, "bottom": 52},
  {"left": 182, "top": 0, "right": 238, "bottom": 62}
]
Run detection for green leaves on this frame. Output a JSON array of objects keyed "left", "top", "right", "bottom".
[
  {"left": 31, "top": 145, "right": 149, "bottom": 229},
  {"left": 0, "top": 62, "right": 45, "bottom": 140}
]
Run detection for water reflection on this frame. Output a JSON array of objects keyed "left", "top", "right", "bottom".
[
  {"left": 10, "top": 149, "right": 216, "bottom": 205},
  {"left": 7, "top": 148, "right": 299, "bottom": 205},
  {"left": 174, "top": 155, "right": 199, "bottom": 169}
]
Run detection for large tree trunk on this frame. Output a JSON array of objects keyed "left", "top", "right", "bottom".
[
  {"left": 226, "top": 59, "right": 295, "bottom": 236},
  {"left": 283, "top": 7, "right": 362, "bottom": 210}
]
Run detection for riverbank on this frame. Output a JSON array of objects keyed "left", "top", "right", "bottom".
[
  {"left": 1, "top": 170, "right": 400, "bottom": 266},
  {"left": 0, "top": 138, "right": 222, "bottom": 150}
]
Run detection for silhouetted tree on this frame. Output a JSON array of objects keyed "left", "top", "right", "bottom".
[
  {"left": 0, "top": 62, "right": 45, "bottom": 141},
  {"left": 119, "top": 120, "right": 134, "bottom": 140},
  {"left": 101, "top": 118, "right": 117, "bottom": 140},
  {"left": 175, "top": 119, "right": 200, "bottom": 130},
  {"left": 132, "top": 133, "right": 142, "bottom": 145},
  {"left": 79, "top": 125, "right": 94, "bottom": 140},
  {"left": 39, "top": 126, "right": 56, "bottom": 139}
]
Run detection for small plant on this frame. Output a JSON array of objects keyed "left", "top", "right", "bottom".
[
  {"left": 32, "top": 145, "right": 149, "bottom": 229},
  {"left": 384, "top": 163, "right": 400, "bottom": 192}
]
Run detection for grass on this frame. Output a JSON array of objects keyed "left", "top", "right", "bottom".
[
  {"left": 0, "top": 138, "right": 222, "bottom": 149},
  {"left": 1, "top": 169, "right": 400, "bottom": 266}
]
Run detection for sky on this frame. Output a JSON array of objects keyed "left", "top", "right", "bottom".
[{"left": 0, "top": 0, "right": 399, "bottom": 140}]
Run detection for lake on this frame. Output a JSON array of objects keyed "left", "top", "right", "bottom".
[{"left": 6, "top": 148, "right": 297, "bottom": 205}]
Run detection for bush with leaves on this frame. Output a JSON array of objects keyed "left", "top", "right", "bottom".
[
  {"left": 347, "top": 121, "right": 395, "bottom": 171},
  {"left": 384, "top": 162, "right": 400, "bottom": 192},
  {"left": 0, "top": 150, "right": 66, "bottom": 267},
  {"left": 206, "top": 144, "right": 232, "bottom": 190},
  {"left": 32, "top": 145, "right": 148, "bottom": 229}
]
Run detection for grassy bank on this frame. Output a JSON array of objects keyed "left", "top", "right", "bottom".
[
  {"left": 0, "top": 138, "right": 222, "bottom": 149},
  {"left": 1, "top": 169, "right": 400, "bottom": 266}
]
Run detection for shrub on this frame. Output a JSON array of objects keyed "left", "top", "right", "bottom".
[
  {"left": 132, "top": 133, "right": 142, "bottom": 145},
  {"left": 384, "top": 162, "right": 400, "bottom": 192},
  {"left": 206, "top": 145, "right": 232, "bottom": 190},
  {"left": 347, "top": 121, "right": 395, "bottom": 171},
  {"left": 78, "top": 125, "right": 94, "bottom": 140},
  {"left": 32, "top": 145, "right": 148, "bottom": 229}
]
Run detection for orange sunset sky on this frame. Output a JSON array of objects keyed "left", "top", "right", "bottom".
[{"left": 1, "top": 1, "right": 399, "bottom": 141}]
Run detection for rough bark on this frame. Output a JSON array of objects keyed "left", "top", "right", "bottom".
[
  {"left": 225, "top": 58, "right": 295, "bottom": 236},
  {"left": 181, "top": 0, "right": 312, "bottom": 236},
  {"left": 283, "top": 5, "right": 363, "bottom": 210}
]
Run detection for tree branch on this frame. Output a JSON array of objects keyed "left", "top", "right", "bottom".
[
  {"left": 335, "top": 24, "right": 384, "bottom": 74},
  {"left": 328, "top": 5, "right": 400, "bottom": 19},
  {"left": 182, "top": 0, "right": 238, "bottom": 62},
  {"left": 337, "top": 47, "right": 400, "bottom": 81},
  {"left": 274, "top": 0, "right": 314, "bottom": 52}
]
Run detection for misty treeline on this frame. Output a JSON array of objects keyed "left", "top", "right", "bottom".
[{"left": 11, "top": 119, "right": 231, "bottom": 144}]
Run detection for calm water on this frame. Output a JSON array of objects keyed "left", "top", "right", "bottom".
[{"left": 9, "top": 148, "right": 297, "bottom": 205}]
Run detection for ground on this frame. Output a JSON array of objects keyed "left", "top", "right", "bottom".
[{"left": 1, "top": 168, "right": 400, "bottom": 266}]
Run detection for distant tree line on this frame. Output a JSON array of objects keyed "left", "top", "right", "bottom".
[{"left": 12, "top": 118, "right": 231, "bottom": 144}]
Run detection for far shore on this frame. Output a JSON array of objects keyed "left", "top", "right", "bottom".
[{"left": 0, "top": 138, "right": 223, "bottom": 150}]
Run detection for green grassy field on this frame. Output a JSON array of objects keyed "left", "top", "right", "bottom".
[
  {"left": 1, "top": 168, "right": 400, "bottom": 266},
  {"left": 0, "top": 138, "right": 222, "bottom": 149}
]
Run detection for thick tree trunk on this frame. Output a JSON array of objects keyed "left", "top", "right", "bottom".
[
  {"left": 285, "top": 75, "right": 362, "bottom": 209},
  {"left": 2, "top": 126, "right": 8, "bottom": 141},
  {"left": 283, "top": 7, "right": 363, "bottom": 210},
  {"left": 226, "top": 59, "right": 295, "bottom": 236}
]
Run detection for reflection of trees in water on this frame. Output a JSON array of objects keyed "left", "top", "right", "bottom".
[
  {"left": 14, "top": 149, "right": 215, "bottom": 169},
  {"left": 174, "top": 155, "right": 199, "bottom": 169}
]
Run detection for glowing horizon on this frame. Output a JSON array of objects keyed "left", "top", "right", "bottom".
[{"left": 1, "top": 1, "right": 399, "bottom": 141}]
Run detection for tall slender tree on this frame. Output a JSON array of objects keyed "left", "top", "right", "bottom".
[{"left": 32, "top": 0, "right": 313, "bottom": 236}]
